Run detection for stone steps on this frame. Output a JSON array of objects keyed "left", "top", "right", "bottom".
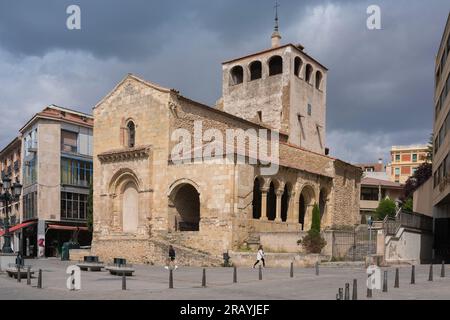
[{"left": 153, "top": 235, "right": 223, "bottom": 267}]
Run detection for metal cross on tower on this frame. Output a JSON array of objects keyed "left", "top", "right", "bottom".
[{"left": 274, "top": 1, "right": 280, "bottom": 32}]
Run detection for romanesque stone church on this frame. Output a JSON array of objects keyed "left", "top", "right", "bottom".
[{"left": 91, "top": 27, "right": 361, "bottom": 265}]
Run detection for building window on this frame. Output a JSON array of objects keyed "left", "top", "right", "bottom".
[
  {"left": 395, "top": 167, "right": 400, "bottom": 175},
  {"left": 305, "top": 64, "right": 313, "bottom": 83},
  {"left": 23, "top": 191, "right": 37, "bottom": 221},
  {"left": 23, "top": 157, "right": 37, "bottom": 186},
  {"left": 61, "top": 158, "right": 93, "bottom": 187},
  {"left": 249, "top": 61, "right": 262, "bottom": 81},
  {"left": 315, "top": 71, "right": 323, "bottom": 89},
  {"left": 294, "top": 57, "right": 303, "bottom": 77},
  {"left": 412, "top": 154, "right": 417, "bottom": 162},
  {"left": 268, "top": 56, "right": 283, "bottom": 76},
  {"left": 61, "top": 130, "right": 78, "bottom": 153},
  {"left": 230, "top": 65, "right": 244, "bottom": 85},
  {"left": 61, "top": 192, "right": 88, "bottom": 221},
  {"left": 395, "top": 154, "right": 400, "bottom": 162},
  {"left": 307, "top": 104, "right": 312, "bottom": 116},
  {"left": 361, "top": 188, "right": 381, "bottom": 201},
  {"left": 257, "top": 111, "right": 262, "bottom": 122},
  {"left": 127, "top": 121, "right": 136, "bottom": 148}
]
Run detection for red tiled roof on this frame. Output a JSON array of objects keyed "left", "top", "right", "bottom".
[{"left": 362, "top": 177, "right": 403, "bottom": 188}]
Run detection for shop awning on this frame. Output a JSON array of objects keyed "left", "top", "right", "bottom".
[
  {"left": 0, "top": 220, "right": 37, "bottom": 237},
  {"left": 47, "top": 224, "right": 89, "bottom": 231}
]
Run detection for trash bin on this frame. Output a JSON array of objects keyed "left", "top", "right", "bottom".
[
  {"left": 61, "top": 242, "right": 80, "bottom": 261},
  {"left": 61, "top": 243, "right": 70, "bottom": 261}
]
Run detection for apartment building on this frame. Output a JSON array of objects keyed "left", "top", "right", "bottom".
[
  {"left": 0, "top": 137, "right": 22, "bottom": 251},
  {"left": 18, "top": 105, "right": 93, "bottom": 257},
  {"left": 359, "top": 177, "right": 403, "bottom": 223},
  {"left": 433, "top": 13, "right": 450, "bottom": 262},
  {"left": 387, "top": 145, "right": 429, "bottom": 184}
]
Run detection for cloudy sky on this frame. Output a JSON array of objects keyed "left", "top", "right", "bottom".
[{"left": 0, "top": 0, "right": 448, "bottom": 164}]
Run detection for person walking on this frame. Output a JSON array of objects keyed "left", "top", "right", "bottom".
[
  {"left": 165, "top": 245, "right": 178, "bottom": 270},
  {"left": 253, "top": 245, "right": 265, "bottom": 268}
]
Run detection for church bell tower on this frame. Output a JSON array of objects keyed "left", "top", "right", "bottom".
[{"left": 219, "top": 6, "right": 328, "bottom": 155}]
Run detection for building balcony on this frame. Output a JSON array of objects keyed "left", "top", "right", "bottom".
[
  {"left": 61, "top": 144, "right": 78, "bottom": 154},
  {"left": 360, "top": 200, "right": 379, "bottom": 210},
  {"left": 14, "top": 160, "right": 20, "bottom": 172},
  {"left": 27, "top": 141, "right": 37, "bottom": 153}
]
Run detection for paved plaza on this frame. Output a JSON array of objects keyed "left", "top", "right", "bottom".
[{"left": 0, "top": 259, "right": 450, "bottom": 300}]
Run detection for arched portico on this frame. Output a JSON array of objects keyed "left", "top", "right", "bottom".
[
  {"left": 298, "top": 185, "right": 316, "bottom": 231},
  {"left": 168, "top": 180, "right": 201, "bottom": 232}
]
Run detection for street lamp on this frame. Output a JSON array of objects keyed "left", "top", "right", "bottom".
[{"left": 0, "top": 176, "right": 22, "bottom": 253}]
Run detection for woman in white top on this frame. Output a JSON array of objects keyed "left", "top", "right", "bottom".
[{"left": 253, "top": 245, "right": 265, "bottom": 268}]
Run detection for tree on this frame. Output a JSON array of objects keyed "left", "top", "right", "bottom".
[
  {"left": 298, "top": 203, "right": 326, "bottom": 254},
  {"left": 300, "top": 229, "right": 327, "bottom": 254},
  {"left": 402, "top": 198, "right": 413, "bottom": 213},
  {"left": 311, "top": 203, "right": 321, "bottom": 232},
  {"left": 403, "top": 162, "right": 432, "bottom": 200},
  {"left": 375, "top": 198, "right": 397, "bottom": 220},
  {"left": 87, "top": 183, "right": 93, "bottom": 232},
  {"left": 427, "top": 133, "right": 434, "bottom": 162}
]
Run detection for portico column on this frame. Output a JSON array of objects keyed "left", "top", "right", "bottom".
[
  {"left": 260, "top": 187, "right": 269, "bottom": 221},
  {"left": 287, "top": 192, "right": 296, "bottom": 223},
  {"left": 275, "top": 190, "right": 283, "bottom": 222}
]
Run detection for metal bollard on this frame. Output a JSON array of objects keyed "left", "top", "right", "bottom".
[
  {"left": 169, "top": 269, "right": 174, "bottom": 289},
  {"left": 367, "top": 287, "right": 372, "bottom": 298},
  {"left": 441, "top": 261, "right": 446, "bottom": 278},
  {"left": 37, "top": 269, "right": 42, "bottom": 289},
  {"left": 122, "top": 272, "right": 126, "bottom": 290},
  {"left": 233, "top": 266, "right": 237, "bottom": 283},
  {"left": 202, "top": 268, "right": 206, "bottom": 288},
  {"left": 315, "top": 262, "right": 319, "bottom": 276},
  {"left": 17, "top": 266, "right": 21, "bottom": 283},
  {"left": 344, "top": 283, "right": 350, "bottom": 300},
  {"left": 394, "top": 268, "right": 399, "bottom": 288},
  {"left": 27, "top": 266, "right": 31, "bottom": 285},
  {"left": 411, "top": 265, "right": 415, "bottom": 284},
  {"left": 352, "top": 279, "right": 357, "bottom": 300},
  {"left": 290, "top": 262, "right": 294, "bottom": 278},
  {"left": 429, "top": 264, "right": 433, "bottom": 282},
  {"left": 259, "top": 265, "right": 262, "bottom": 281},
  {"left": 382, "top": 271, "right": 388, "bottom": 292}
]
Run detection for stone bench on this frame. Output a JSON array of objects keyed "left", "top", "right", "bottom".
[
  {"left": 77, "top": 262, "right": 105, "bottom": 272},
  {"left": 105, "top": 266, "right": 135, "bottom": 276},
  {"left": 5, "top": 266, "right": 34, "bottom": 279}
]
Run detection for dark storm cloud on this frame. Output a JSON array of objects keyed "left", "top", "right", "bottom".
[{"left": 0, "top": 0, "right": 448, "bottom": 163}]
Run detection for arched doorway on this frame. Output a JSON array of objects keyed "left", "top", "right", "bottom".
[
  {"left": 122, "top": 182, "right": 139, "bottom": 233},
  {"left": 267, "top": 182, "right": 277, "bottom": 221},
  {"left": 252, "top": 178, "right": 262, "bottom": 219},
  {"left": 298, "top": 185, "right": 316, "bottom": 231},
  {"left": 281, "top": 184, "right": 291, "bottom": 222},
  {"left": 299, "top": 194, "right": 306, "bottom": 230},
  {"left": 169, "top": 183, "right": 200, "bottom": 231}
]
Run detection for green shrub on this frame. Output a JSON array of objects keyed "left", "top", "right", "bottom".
[
  {"left": 299, "top": 229, "right": 327, "bottom": 254},
  {"left": 375, "top": 198, "right": 397, "bottom": 220},
  {"left": 402, "top": 198, "right": 413, "bottom": 213},
  {"left": 311, "top": 203, "right": 321, "bottom": 232}
]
